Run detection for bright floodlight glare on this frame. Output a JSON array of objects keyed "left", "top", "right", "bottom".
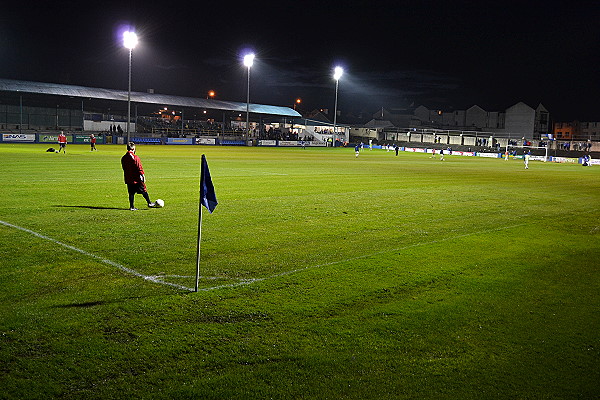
[
  {"left": 243, "top": 53, "right": 255, "bottom": 68},
  {"left": 334, "top": 66, "right": 344, "bottom": 81},
  {"left": 123, "top": 31, "right": 138, "bottom": 50}
]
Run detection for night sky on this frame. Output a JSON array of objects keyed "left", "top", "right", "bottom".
[{"left": 1, "top": 0, "right": 599, "bottom": 121}]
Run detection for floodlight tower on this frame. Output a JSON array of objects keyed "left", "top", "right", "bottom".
[
  {"left": 332, "top": 66, "right": 344, "bottom": 147},
  {"left": 123, "top": 31, "right": 138, "bottom": 143},
  {"left": 243, "top": 53, "right": 255, "bottom": 138}
]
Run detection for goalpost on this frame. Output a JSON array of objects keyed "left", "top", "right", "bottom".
[{"left": 504, "top": 143, "right": 550, "bottom": 162}]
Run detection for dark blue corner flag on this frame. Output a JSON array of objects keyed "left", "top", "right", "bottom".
[
  {"left": 200, "top": 154, "right": 218, "bottom": 213},
  {"left": 196, "top": 155, "right": 218, "bottom": 291}
]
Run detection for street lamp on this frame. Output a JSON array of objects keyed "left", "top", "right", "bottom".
[
  {"left": 123, "top": 30, "right": 138, "bottom": 143},
  {"left": 332, "top": 66, "right": 343, "bottom": 147},
  {"left": 207, "top": 90, "right": 215, "bottom": 100},
  {"left": 294, "top": 98, "right": 301, "bottom": 110},
  {"left": 243, "top": 53, "right": 254, "bottom": 137}
]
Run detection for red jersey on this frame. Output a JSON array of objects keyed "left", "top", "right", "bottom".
[
  {"left": 90, "top": 136, "right": 96, "bottom": 144},
  {"left": 121, "top": 151, "right": 145, "bottom": 185},
  {"left": 58, "top": 133, "right": 67, "bottom": 144}
]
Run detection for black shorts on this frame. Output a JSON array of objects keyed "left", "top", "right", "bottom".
[{"left": 127, "top": 183, "right": 147, "bottom": 194}]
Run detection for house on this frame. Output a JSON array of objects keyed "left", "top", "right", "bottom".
[
  {"left": 411, "top": 102, "right": 549, "bottom": 140},
  {"left": 553, "top": 120, "right": 600, "bottom": 141}
]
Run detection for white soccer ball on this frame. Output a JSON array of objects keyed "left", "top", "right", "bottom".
[{"left": 154, "top": 199, "right": 164, "bottom": 208}]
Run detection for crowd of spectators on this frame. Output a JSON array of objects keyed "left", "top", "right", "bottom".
[
  {"left": 560, "top": 141, "right": 592, "bottom": 151},
  {"left": 137, "top": 117, "right": 224, "bottom": 137},
  {"left": 257, "top": 126, "right": 301, "bottom": 141},
  {"left": 108, "top": 124, "right": 123, "bottom": 134},
  {"left": 314, "top": 127, "right": 335, "bottom": 135},
  {"left": 136, "top": 116, "right": 316, "bottom": 141},
  {"left": 475, "top": 137, "right": 489, "bottom": 146}
]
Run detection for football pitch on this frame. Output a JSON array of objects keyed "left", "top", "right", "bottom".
[{"left": 1, "top": 143, "right": 599, "bottom": 398}]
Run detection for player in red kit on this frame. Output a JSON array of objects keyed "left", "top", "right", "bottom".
[
  {"left": 121, "top": 142, "right": 157, "bottom": 210},
  {"left": 90, "top": 134, "right": 97, "bottom": 151},
  {"left": 58, "top": 131, "right": 67, "bottom": 153}
]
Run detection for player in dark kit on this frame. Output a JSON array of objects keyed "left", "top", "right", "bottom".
[{"left": 121, "top": 142, "right": 157, "bottom": 210}]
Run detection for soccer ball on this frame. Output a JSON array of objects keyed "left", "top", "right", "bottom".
[{"left": 154, "top": 199, "right": 164, "bottom": 208}]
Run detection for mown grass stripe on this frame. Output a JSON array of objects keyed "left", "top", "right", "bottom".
[{"left": 0, "top": 219, "right": 193, "bottom": 291}]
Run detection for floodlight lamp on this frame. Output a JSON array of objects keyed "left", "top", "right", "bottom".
[
  {"left": 333, "top": 66, "right": 344, "bottom": 81},
  {"left": 123, "top": 31, "right": 138, "bottom": 50},
  {"left": 243, "top": 53, "right": 255, "bottom": 68}
]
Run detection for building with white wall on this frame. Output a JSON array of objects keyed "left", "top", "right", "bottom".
[{"left": 412, "top": 102, "right": 549, "bottom": 140}]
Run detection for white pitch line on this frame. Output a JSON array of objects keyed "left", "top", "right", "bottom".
[
  {"left": 250, "top": 222, "right": 529, "bottom": 283},
  {"left": 189, "top": 222, "right": 529, "bottom": 291},
  {"left": 1, "top": 219, "right": 527, "bottom": 293},
  {"left": 195, "top": 278, "right": 264, "bottom": 292},
  {"left": 0, "top": 219, "right": 193, "bottom": 291}
]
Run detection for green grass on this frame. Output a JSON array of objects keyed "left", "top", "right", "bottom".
[{"left": 1, "top": 143, "right": 599, "bottom": 399}]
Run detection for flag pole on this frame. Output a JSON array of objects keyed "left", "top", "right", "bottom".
[
  {"left": 195, "top": 157, "right": 205, "bottom": 292},
  {"left": 195, "top": 206, "right": 203, "bottom": 292},
  {"left": 195, "top": 153, "right": 217, "bottom": 292}
]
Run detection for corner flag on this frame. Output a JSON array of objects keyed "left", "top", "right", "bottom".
[
  {"left": 196, "top": 154, "right": 217, "bottom": 292},
  {"left": 200, "top": 154, "right": 218, "bottom": 213}
]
